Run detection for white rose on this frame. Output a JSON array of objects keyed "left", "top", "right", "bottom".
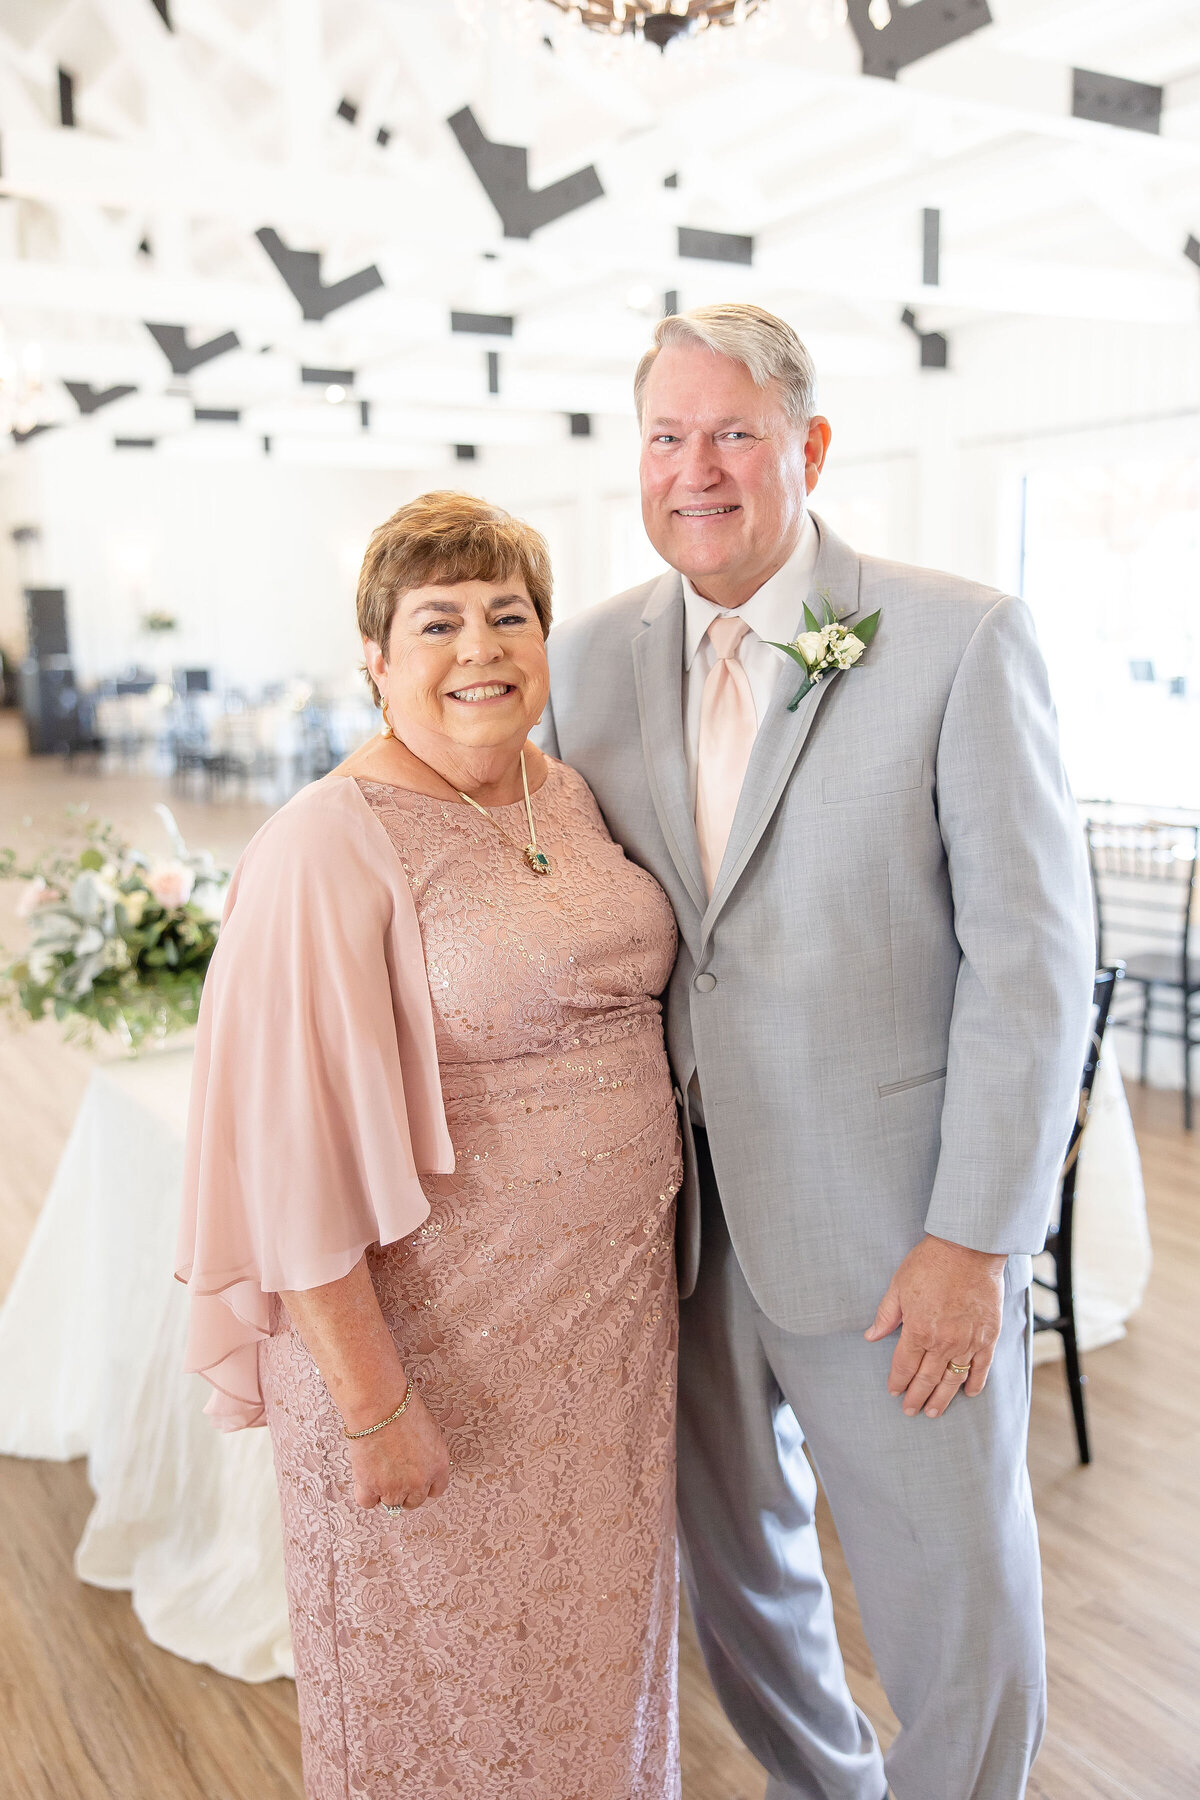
[
  {"left": 148, "top": 862, "right": 195, "bottom": 910},
  {"left": 830, "top": 632, "right": 865, "bottom": 670},
  {"left": 189, "top": 879, "right": 227, "bottom": 923},
  {"left": 27, "top": 947, "right": 59, "bottom": 986},
  {"left": 793, "top": 630, "right": 826, "bottom": 667},
  {"left": 118, "top": 888, "right": 149, "bottom": 927}
]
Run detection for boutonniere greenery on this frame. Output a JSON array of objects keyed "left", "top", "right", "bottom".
[{"left": 768, "top": 589, "right": 882, "bottom": 713}]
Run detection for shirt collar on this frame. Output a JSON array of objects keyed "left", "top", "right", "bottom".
[{"left": 681, "top": 510, "right": 819, "bottom": 670}]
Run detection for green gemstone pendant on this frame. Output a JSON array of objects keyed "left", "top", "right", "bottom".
[{"left": 524, "top": 846, "right": 552, "bottom": 876}]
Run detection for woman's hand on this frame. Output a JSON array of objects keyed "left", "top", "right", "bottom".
[
  {"left": 278, "top": 1257, "right": 452, "bottom": 1513},
  {"left": 344, "top": 1386, "right": 452, "bottom": 1512}
]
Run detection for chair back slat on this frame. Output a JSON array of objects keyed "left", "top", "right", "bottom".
[{"left": 1085, "top": 821, "right": 1197, "bottom": 978}]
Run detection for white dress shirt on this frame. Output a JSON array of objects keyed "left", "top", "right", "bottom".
[{"left": 681, "top": 511, "right": 820, "bottom": 808}]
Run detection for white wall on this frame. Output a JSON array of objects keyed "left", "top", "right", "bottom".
[
  {"left": 3, "top": 310, "right": 1199, "bottom": 695},
  {"left": 0, "top": 436, "right": 441, "bottom": 692}
]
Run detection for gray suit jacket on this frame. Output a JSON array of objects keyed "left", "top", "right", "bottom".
[{"left": 536, "top": 514, "right": 1095, "bottom": 1334}]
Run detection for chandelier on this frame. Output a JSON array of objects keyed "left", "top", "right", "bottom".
[
  {"left": 540, "top": 1, "right": 769, "bottom": 50},
  {"left": 538, "top": 1, "right": 910, "bottom": 48}
]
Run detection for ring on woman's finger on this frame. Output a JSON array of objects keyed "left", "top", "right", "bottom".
[
  {"left": 380, "top": 1501, "right": 406, "bottom": 1516},
  {"left": 947, "top": 1360, "right": 972, "bottom": 1378}
]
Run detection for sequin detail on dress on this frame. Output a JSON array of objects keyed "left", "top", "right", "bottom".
[{"left": 258, "top": 759, "right": 683, "bottom": 1799}]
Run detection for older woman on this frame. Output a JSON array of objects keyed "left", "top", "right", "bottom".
[{"left": 177, "top": 491, "right": 682, "bottom": 1799}]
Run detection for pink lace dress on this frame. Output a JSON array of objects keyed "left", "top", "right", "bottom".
[{"left": 257, "top": 759, "right": 682, "bottom": 1800}]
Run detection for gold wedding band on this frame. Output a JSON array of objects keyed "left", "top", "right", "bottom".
[{"left": 948, "top": 1361, "right": 972, "bottom": 1377}]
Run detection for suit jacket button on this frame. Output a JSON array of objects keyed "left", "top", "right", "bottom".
[{"left": 694, "top": 973, "right": 717, "bottom": 992}]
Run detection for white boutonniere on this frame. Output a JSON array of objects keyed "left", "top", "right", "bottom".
[{"left": 768, "top": 589, "right": 882, "bottom": 714}]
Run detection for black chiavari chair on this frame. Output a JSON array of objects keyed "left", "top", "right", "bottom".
[
  {"left": 1086, "top": 820, "right": 1198, "bottom": 1130},
  {"left": 1032, "top": 965, "right": 1123, "bottom": 1465}
]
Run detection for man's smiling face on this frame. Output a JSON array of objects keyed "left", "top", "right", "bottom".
[{"left": 638, "top": 341, "right": 829, "bottom": 609}]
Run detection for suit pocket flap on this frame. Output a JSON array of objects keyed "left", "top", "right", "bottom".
[
  {"left": 822, "top": 757, "right": 923, "bottom": 805},
  {"left": 878, "top": 1068, "right": 947, "bottom": 1098}
]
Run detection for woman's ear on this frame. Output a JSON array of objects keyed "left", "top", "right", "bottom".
[{"left": 363, "top": 636, "right": 387, "bottom": 690}]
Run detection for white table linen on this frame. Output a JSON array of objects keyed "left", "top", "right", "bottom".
[
  {"left": 0, "top": 1041, "right": 1150, "bottom": 1679},
  {"left": 0, "top": 1048, "right": 292, "bottom": 1681}
]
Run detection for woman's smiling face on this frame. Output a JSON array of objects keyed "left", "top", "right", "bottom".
[{"left": 364, "top": 578, "right": 550, "bottom": 760}]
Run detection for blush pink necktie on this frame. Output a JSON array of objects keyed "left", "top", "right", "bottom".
[{"left": 695, "top": 614, "right": 757, "bottom": 897}]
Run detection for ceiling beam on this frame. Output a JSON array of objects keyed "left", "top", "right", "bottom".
[{"left": 0, "top": 124, "right": 466, "bottom": 239}]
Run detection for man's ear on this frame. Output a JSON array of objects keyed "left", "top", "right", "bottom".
[{"left": 804, "top": 417, "right": 832, "bottom": 494}]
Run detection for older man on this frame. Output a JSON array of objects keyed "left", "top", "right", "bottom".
[{"left": 536, "top": 304, "right": 1094, "bottom": 1800}]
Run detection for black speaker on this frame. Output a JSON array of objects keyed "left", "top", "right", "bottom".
[{"left": 25, "top": 588, "right": 70, "bottom": 660}]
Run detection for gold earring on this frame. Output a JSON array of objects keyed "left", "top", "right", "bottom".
[{"left": 379, "top": 696, "right": 394, "bottom": 738}]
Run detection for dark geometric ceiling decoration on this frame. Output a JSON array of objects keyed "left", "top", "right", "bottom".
[
  {"left": 255, "top": 227, "right": 384, "bottom": 321},
  {"left": 301, "top": 366, "right": 355, "bottom": 385},
  {"left": 450, "top": 311, "right": 515, "bottom": 336},
  {"left": 677, "top": 226, "right": 753, "bottom": 265},
  {"left": 448, "top": 107, "right": 604, "bottom": 240},
  {"left": 922, "top": 208, "right": 940, "bottom": 286},
  {"left": 901, "top": 307, "right": 948, "bottom": 370},
  {"left": 1072, "top": 69, "right": 1163, "bottom": 135},
  {"left": 846, "top": 0, "right": 992, "bottom": 81},
  {"left": 144, "top": 322, "right": 240, "bottom": 375},
  {"left": 65, "top": 381, "right": 137, "bottom": 414}
]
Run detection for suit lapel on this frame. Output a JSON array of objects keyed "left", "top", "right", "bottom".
[
  {"left": 631, "top": 572, "right": 707, "bottom": 922},
  {"left": 701, "top": 514, "right": 863, "bottom": 941}
]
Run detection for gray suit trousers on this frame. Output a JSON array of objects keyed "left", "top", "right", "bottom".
[{"left": 679, "top": 1136, "right": 1045, "bottom": 1800}]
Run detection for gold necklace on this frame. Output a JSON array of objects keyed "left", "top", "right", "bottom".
[{"left": 458, "top": 751, "right": 552, "bottom": 877}]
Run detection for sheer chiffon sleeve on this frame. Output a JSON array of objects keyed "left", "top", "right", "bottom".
[{"left": 175, "top": 775, "right": 454, "bottom": 1430}]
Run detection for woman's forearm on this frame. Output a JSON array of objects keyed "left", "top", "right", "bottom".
[{"left": 279, "top": 1255, "right": 407, "bottom": 1434}]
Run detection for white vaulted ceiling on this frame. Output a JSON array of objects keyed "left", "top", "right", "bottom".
[{"left": 1, "top": 0, "right": 1199, "bottom": 459}]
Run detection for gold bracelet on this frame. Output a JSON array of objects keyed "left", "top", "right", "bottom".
[{"left": 343, "top": 1374, "right": 414, "bottom": 1440}]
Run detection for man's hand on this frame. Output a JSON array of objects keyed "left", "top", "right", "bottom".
[{"left": 865, "top": 1235, "right": 1007, "bottom": 1418}]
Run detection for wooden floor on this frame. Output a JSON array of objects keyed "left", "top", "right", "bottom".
[{"left": 2, "top": 717, "right": 1198, "bottom": 1799}]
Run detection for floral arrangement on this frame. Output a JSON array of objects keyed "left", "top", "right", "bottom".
[
  {"left": 770, "top": 589, "right": 882, "bottom": 712},
  {"left": 140, "top": 609, "right": 178, "bottom": 633},
  {"left": 0, "top": 804, "right": 229, "bottom": 1050}
]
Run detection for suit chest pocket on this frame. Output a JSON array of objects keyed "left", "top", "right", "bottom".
[{"left": 821, "top": 757, "right": 924, "bottom": 806}]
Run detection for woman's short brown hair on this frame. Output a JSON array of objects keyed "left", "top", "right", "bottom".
[{"left": 356, "top": 490, "right": 553, "bottom": 705}]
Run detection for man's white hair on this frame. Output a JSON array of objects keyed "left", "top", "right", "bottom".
[{"left": 634, "top": 303, "right": 817, "bottom": 427}]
